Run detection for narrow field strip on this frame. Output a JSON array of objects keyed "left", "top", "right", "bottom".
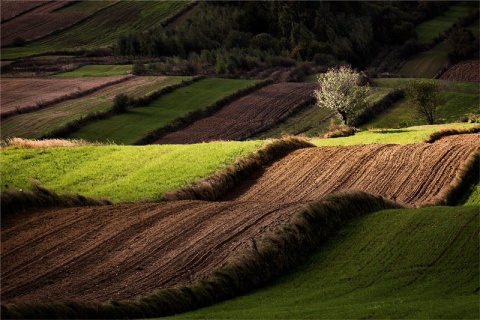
[
  {"left": 0, "top": 75, "right": 131, "bottom": 119},
  {"left": 154, "top": 83, "right": 317, "bottom": 144},
  {"left": 1, "top": 76, "right": 189, "bottom": 139},
  {"left": 64, "top": 78, "right": 258, "bottom": 145},
  {"left": 222, "top": 142, "right": 478, "bottom": 206}
]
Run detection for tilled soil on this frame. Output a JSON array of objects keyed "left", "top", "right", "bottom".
[
  {"left": 1, "top": 201, "right": 305, "bottom": 304},
  {"left": 2, "top": 136, "right": 477, "bottom": 305},
  {"left": 154, "top": 83, "right": 317, "bottom": 144},
  {"left": 440, "top": 60, "right": 480, "bottom": 82},
  {"left": 221, "top": 143, "right": 478, "bottom": 206}
]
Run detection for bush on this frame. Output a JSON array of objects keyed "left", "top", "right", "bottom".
[{"left": 112, "top": 94, "right": 130, "bottom": 114}]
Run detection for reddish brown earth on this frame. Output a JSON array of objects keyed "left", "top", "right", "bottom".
[
  {"left": 1, "top": 200, "right": 305, "bottom": 304},
  {"left": 440, "top": 60, "right": 480, "bottom": 82},
  {"left": 154, "top": 83, "right": 317, "bottom": 144},
  {"left": 1, "top": 136, "right": 478, "bottom": 305},
  {"left": 0, "top": 76, "right": 130, "bottom": 115},
  {"left": 435, "top": 133, "right": 480, "bottom": 145},
  {"left": 221, "top": 142, "right": 478, "bottom": 206},
  {"left": 1, "top": 1, "right": 115, "bottom": 46}
]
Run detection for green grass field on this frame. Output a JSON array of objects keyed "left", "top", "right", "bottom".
[
  {"left": 399, "top": 42, "right": 449, "bottom": 78},
  {"left": 360, "top": 79, "right": 479, "bottom": 129},
  {"left": 1, "top": 1, "right": 186, "bottom": 60},
  {"left": 415, "top": 2, "right": 478, "bottom": 43},
  {"left": 0, "top": 140, "right": 265, "bottom": 202},
  {"left": 312, "top": 123, "right": 477, "bottom": 146},
  {"left": 464, "top": 184, "right": 480, "bottom": 206},
  {"left": 167, "top": 205, "right": 479, "bottom": 319},
  {"left": 1, "top": 76, "right": 190, "bottom": 139},
  {"left": 53, "top": 65, "right": 132, "bottom": 77},
  {"left": 65, "top": 78, "right": 258, "bottom": 144}
]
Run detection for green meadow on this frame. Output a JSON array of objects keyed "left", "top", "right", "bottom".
[
  {"left": 1, "top": 76, "right": 190, "bottom": 139},
  {"left": 0, "top": 140, "right": 265, "bottom": 203},
  {"left": 65, "top": 78, "right": 258, "bottom": 144},
  {"left": 361, "top": 79, "right": 479, "bottom": 129},
  {"left": 53, "top": 65, "right": 132, "bottom": 77},
  {"left": 415, "top": 2, "right": 477, "bottom": 43},
  {"left": 167, "top": 205, "right": 479, "bottom": 319}
]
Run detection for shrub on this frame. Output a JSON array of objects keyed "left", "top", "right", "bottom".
[{"left": 112, "top": 93, "right": 130, "bottom": 114}]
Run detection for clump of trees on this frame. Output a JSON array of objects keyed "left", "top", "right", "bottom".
[
  {"left": 115, "top": 1, "right": 442, "bottom": 74},
  {"left": 314, "top": 65, "right": 368, "bottom": 126},
  {"left": 406, "top": 80, "right": 445, "bottom": 125}
]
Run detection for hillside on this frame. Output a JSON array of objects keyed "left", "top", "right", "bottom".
[{"left": 172, "top": 205, "right": 479, "bottom": 319}]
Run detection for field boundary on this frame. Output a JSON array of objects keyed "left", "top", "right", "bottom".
[
  {"left": 1, "top": 75, "right": 133, "bottom": 121},
  {"left": 350, "top": 89, "right": 405, "bottom": 127},
  {"left": 135, "top": 79, "right": 274, "bottom": 145},
  {"left": 41, "top": 76, "right": 205, "bottom": 139},
  {"left": 162, "top": 137, "right": 315, "bottom": 201},
  {"left": 1, "top": 191, "right": 401, "bottom": 319},
  {"left": 423, "top": 126, "right": 480, "bottom": 143},
  {"left": 1, "top": 181, "right": 112, "bottom": 216}
]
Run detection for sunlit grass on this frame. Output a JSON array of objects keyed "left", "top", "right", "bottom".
[{"left": 0, "top": 140, "right": 265, "bottom": 202}]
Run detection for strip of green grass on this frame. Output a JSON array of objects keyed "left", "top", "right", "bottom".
[
  {"left": 65, "top": 78, "right": 258, "bottom": 144},
  {"left": 1, "top": 1, "right": 186, "bottom": 59},
  {"left": 464, "top": 184, "right": 480, "bottom": 206},
  {"left": 168, "top": 205, "right": 479, "bottom": 319},
  {"left": 361, "top": 79, "right": 479, "bottom": 129},
  {"left": 53, "top": 65, "right": 132, "bottom": 77},
  {"left": 0, "top": 140, "right": 265, "bottom": 202},
  {"left": 1, "top": 76, "right": 190, "bottom": 139},
  {"left": 311, "top": 123, "right": 477, "bottom": 146},
  {"left": 415, "top": 2, "right": 477, "bottom": 43},
  {"left": 399, "top": 42, "right": 449, "bottom": 78}
]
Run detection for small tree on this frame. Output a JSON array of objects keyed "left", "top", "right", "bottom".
[
  {"left": 314, "top": 65, "right": 368, "bottom": 125},
  {"left": 112, "top": 93, "right": 130, "bottom": 114},
  {"left": 406, "top": 80, "right": 444, "bottom": 125}
]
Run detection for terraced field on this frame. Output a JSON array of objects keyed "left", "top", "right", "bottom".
[
  {"left": 1, "top": 1, "right": 49, "bottom": 21},
  {"left": 221, "top": 141, "right": 478, "bottom": 206},
  {"left": 0, "top": 75, "right": 130, "bottom": 118},
  {"left": 1, "top": 1, "right": 114, "bottom": 46},
  {"left": 1, "top": 76, "right": 189, "bottom": 139},
  {"left": 440, "top": 60, "right": 480, "bottom": 82},
  {"left": 1, "top": 133, "right": 477, "bottom": 312},
  {"left": 155, "top": 83, "right": 317, "bottom": 144},
  {"left": 1, "top": 1, "right": 187, "bottom": 59}
]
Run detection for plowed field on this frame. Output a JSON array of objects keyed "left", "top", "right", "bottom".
[
  {"left": 154, "top": 83, "right": 317, "bottom": 144},
  {"left": 1, "top": 1, "right": 114, "bottom": 46},
  {"left": 436, "top": 133, "right": 480, "bottom": 145},
  {"left": 1, "top": 200, "right": 304, "bottom": 304},
  {"left": 0, "top": 76, "right": 130, "bottom": 116},
  {"left": 440, "top": 60, "right": 480, "bottom": 82},
  {"left": 1, "top": 1, "right": 49, "bottom": 21},
  {"left": 2, "top": 136, "right": 477, "bottom": 306},
  {"left": 222, "top": 143, "right": 478, "bottom": 205}
]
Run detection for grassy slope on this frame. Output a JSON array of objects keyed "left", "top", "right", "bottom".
[
  {"left": 1, "top": 1, "right": 186, "bottom": 59},
  {"left": 169, "top": 206, "right": 479, "bottom": 319},
  {"left": 415, "top": 2, "right": 477, "bottom": 43},
  {"left": 360, "top": 78, "right": 479, "bottom": 129},
  {"left": 1, "top": 76, "right": 190, "bottom": 139},
  {"left": 312, "top": 123, "right": 477, "bottom": 146},
  {"left": 53, "top": 65, "right": 132, "bottom": 77},
  {"left": 400, "top": 5, "right": 479, "bottom": 78},
  {"left": 65, "top": 78, "right": 258, "bottom": 144},
  {"left": 0, "top": 141, "right": 265, "bottom": 202}
]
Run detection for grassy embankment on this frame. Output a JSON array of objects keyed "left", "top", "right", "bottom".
[
  {"left": 1, "top": 76, "right": 190, "bottom": 139},
  {"left": 359, "top": 78, "right": 479, "bottom": 129},
  {"left": 65, "top": 78, "right": 258, "bottom": 144},
  {"left": 53, "top": 65, "right": 132, "bottom": 77},
  {"left": 168, "top": 205, "right": 478, "bottom": 319},
  {"left": 0, "top": 140, "right": 265, "bottom": 203},
  {"left": 399, "top": 2, "right": 479, "bottom": 78},
  {"left": 1, "top": 1, "right": 187, "bottom": 60}
]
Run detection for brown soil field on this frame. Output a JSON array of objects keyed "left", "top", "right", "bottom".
[
  {"left": 0, "top": 75, "right": 130, "bottom": 115},
  {"left": 221, "top": 142, "right": 478, "bottom": 206},
  {"left": 1, "top": 1, "right": 114, "bottom": 46},
  {"left": 0, "top": 1, "right": 49, "bottom": 21},
  {"left": 435, "top": 132, "right": 480, "bottom": 145},
  {"left": 1, "top": 200, "right": 305, "bottom": 304},
  {"left": 1, "top": 136, "right": 477, "bottom": 306},
  {"left": 440, "top": 60, "right": 480, "bottom": 82},
  {"left": 154, "top": 83, "right": 317, "bottom": 144}
]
